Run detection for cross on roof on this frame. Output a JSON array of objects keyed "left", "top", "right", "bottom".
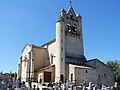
[{"left": 69, "top": 0, "right": 72, "bottom": 6}]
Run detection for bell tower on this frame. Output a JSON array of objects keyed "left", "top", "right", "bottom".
[
  {"left": 65, "top": 5, "right": 83, "bottom": 54},
  {"left": 55, "top": 5, "right": 86, "bottom": 82}
]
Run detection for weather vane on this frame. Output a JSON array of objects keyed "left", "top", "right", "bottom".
[{"left": 69, "top": 0, "right": 72, "bottom": 6}]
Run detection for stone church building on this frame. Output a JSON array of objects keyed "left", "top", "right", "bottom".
[{"left": 18, "top": 5, "right": 115, "bottom": 86}]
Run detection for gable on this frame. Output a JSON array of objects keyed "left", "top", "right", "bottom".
[
  {"left": 85, "top": 59, "right": 113, "bottom": 71},
  {"left": 22, "top": 44, "right": 32, "bottom": 53},
  {"left": 66, "top": 6, "right": 77, "bottom": 20}
]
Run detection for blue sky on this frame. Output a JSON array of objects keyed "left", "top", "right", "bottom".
[{"left": 0, "top": 0, "right": 120, "bottom": 73}]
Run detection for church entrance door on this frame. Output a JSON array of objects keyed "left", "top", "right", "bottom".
[{"left": 44, "top": 72, "right": 52, "bottom": 82}]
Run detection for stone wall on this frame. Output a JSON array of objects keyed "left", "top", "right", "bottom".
[
  {"left": 33, "top": 46, "right": 48, "bottom": 70},
  {"left": 47, "top": 42, "right": 56, "bottom": 65},
  {"left": 85, "top": 59, "right": 115, "bottom": 86},
  {"left": 65, "top": 37, "right": 84, "bottom": 56},
  {"left": 75, "top": 67, "right": 97, "bottom": 85}
]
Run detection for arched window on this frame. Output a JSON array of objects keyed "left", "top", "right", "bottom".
[
  {"left": 73, "top": 24, "right": 77, "bottom": 34},
  {"left": 50, "top": 54, "right": 53, "bottom": 64},
  {"left": 50, "top": 53, "right": 55, "bottom": 64},
  {"left": 67, "top": 23, "right": 71, "bottom": 32}
]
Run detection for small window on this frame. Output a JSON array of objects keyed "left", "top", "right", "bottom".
[
  {"left": 104, "top": 73, "right": 106, "bottom": 79},
  {"left": 61, "top": 39, "right": 63, "bottom": 43},
  {"left": 51, "top": 55, "right": 53, "bottom": 64},
  {"left": 70, "top": 13, "right": 73, "bottom": 19},
  {"left": 98, "top": 75, "right": 101, "bottom": 78},
  {"left": 61, "top": 48, "right": 63, "bottom": 51},
  {"left": 50, "top": 53, "right": 55, "bottom": 64},
  {"left": 61, "top": 58, "right": 63, "bottom": 61},
  {"left": 86, "top": 70, "right": 88, "bottom": 73}
]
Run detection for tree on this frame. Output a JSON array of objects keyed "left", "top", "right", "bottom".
[
  {"left": 116, "top": 68, "right": 120, "bottom": 82},
  {"left": 106, "top": 60, "right": 120, "bottom": 85}
]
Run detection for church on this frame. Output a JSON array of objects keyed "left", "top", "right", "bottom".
[{"left": 17, "top": 5, "right": 115, "bottom": 86}]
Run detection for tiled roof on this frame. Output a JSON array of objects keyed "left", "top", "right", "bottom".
[{"left": 41, "top": 38, "right": 56, "bottom": 47}]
